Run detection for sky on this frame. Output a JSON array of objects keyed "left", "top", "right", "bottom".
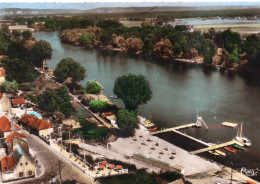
[{"left": 1, "top": 1, "right": 260, "bottom": 10}]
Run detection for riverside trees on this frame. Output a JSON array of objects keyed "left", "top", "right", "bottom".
[
  {"left": 54, "top": 57, "right": 86, "bottom": 92},
  {"left": 113, "top": 74, "right": 152, "bottom": 111}
]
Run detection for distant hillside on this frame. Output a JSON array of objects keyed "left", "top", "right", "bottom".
[
  {"left": 0, "top": 8, "right": 84, "bottom": 16},
  {"left": 84, "top": 6, "right": 260, "bottom": 14}
]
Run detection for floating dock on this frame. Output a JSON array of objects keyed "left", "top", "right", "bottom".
[
  {"left": 190, "top": 140, "right": 244, "bottom": 155},
  {"left": 151, "top": 123, "right": 198, "bottom": 135},
  {"left": 222, "top": 122, "right": 238, "bottom": 128}
]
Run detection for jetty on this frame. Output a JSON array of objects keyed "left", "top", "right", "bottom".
[
  {"left": 151, "top": 116, "right": 207, "bottom": 135},
  {"left": 190, "top": 140, "right": 244, "bottom": 155},
  {"left": 151, "top": 123, "right": 198, "bottom": 135}
]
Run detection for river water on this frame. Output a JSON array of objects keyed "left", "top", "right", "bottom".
[{"left": 35, "top": 31, "right": 260, "bottom": 180}]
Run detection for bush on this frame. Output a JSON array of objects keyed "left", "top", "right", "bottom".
[
  {"left": 80, "top": 33, "right": 95, "bottom": 46},
  {"left": 0, "top": 80, "right": 18, "bottom": 93},
  {"left": 22, "top": 30, "right": 32, "bottom": 39},
  {"left": 116, "top": 109, "right": 138, "bottom": 132},
  {"left": 31, "top": 86, "right": 74, "bottom": 117},
  {"left": 75, "top": 89, "right": 86, "bottom": 94},
  {"left": 74, "top": 118, "right": 108, "bottom": 140},
  {"left": 85, "top": 81, "right": 102, "bottom": 94},
  {"left": 89, "top": 100, "right": 117, "bottom": 113},
  {"left": 19, "top": 83, "right": 36, "bottom": 91}
]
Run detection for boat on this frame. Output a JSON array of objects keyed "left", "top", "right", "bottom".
[
  {"left": 110, "top": 96, "right": 118, "bottom": 99},
  {"left": 232, "top": 144, "right": 245, "bottom": 150},
  {"left": 235, "top": 123, "right": 252, "bottom": 147},
  {"left": 222, "top": 122, "right": 238, "bottom": 128},
  {"left": 148, "top": 127, "right": 158, "bottom": 132},
  {"left": 224, "top": 147, "right": 237, "bottom": 153},
  {"left": 246, "top": 180, "right": 257, "bottom": 184},
  {"left": 138, "top": 116, "right": 156, "bottom": 128}
]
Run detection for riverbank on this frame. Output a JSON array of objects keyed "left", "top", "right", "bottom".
[{"left": 33, "top": 65, "right": 258, "bottom": 183}]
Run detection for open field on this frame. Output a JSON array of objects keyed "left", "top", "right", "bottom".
[{"left": 194, "top": 23, "right": 260, "bottom": 34}]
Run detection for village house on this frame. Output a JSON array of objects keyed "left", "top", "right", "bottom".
[
  {"left": 18, "top": 114, "right": 53, "bottom": 141},
  {"left": 0, "top": 116, "right": 21, "bottom": 138},
  {"left": 6, "top": 132, "right": 28, "bottom": 155},
  {"left": 0, "top": 132, "right": 35, "bottom": 182},
  {"left": 11, "top": 98, "right": 26, "bottom": 108}
]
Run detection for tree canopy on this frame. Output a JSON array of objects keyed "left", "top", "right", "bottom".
[
  {"left": 80, "top": 33, "right": 95, "bottom": 46},
  {"left": 22, "top": 30, "right": 32, "bottom": 39},
  {"left": 54, "top": 57, "right": 86, "bottom": 83},
  {"left": 85, "top": 81, "right": 102, "bottom": 94},
  {"left": 0, "top": 80, "right": 18, "bottom": 93},
  {"left": 0, "top": 32, "right": 10, "bottom": 55},
  {"left": 31, "top": 40, "right": 52, "bottom": 67},
  {"left": 113, "top": 74, "right": 152, "bottom": 111},
  {"left": 116, "top": 109, "right": 138, "bottom": 132},
  {"left": 28, "top": 86, "right": 73, "bottom": 117},
  {"left": 2, "top": 58, "right": 39, "bottom": 83}
]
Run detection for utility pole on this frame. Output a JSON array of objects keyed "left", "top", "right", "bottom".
[
  {"left": 69, "top": 129, "right": 71, "bottom": 153},
  {"left": 230, "top": 162, "right": 233, "bottom": 184},
  {"left": 59, "top": 160, "right": 62, "bottom": 184}
]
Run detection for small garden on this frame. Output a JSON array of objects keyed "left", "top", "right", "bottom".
[{"left": 73, "top": 118, "right": 108, "bottom": 140}]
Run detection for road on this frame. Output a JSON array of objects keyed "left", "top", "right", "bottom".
[
  {"left": 5, "top": 130, "right": 69, "bottom": 184},
  {"left": 5, "top": 130, "right": 94, "bottom": 184}
]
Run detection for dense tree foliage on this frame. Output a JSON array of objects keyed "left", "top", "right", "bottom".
[
  {"left": 2, "top": 58, "right": 39, "bottom": 83},
  {"left": 89, "top": 100, "right": 117, "bottom": 113},
  {"left": 242, "top": 34, "right": 260, "bottom": 67},
  {"left": 85, "top": 81, "right": 102, "bottom": 94},
  {"left": 221, "top": 28, "right": 242, "bottom": 53},
  {"left": 54, "top": 58, "right": 85, "bottom": 83},
  {"left": 22, "top": 30, "right": 32, "bottom": 39},
  {"left": 0, "top": 80, "right": 18, "bottom": 93},
  {"left": 80, "top": 33, "right": 95, "bottom": 45},
  {"left": 0, "top": 32, "right": 10, "bottom": 55},
  {"left": 116, "top": 109, "right": 138, "bottom": 132},
  {"left": 29, "top": 86, "right": 73, "bottom": 117},
  {"left": 6, "top": 41, "right": 30, "bottom": 60},
  {"left": 74, "top": 118, "right": 108, "bottom": 140},
  {"left": 31, "top": 40, "right": 52, "bottom": 67},
  {"left": 113, "top": 74, "right": 152, "bottom": 111},
  {"left": 45, "top": 19, "right": 94, "bottom": 30}
]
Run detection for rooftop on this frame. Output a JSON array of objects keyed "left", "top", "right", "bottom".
[
  {"left": 6, "top": 132, "right": 26, "bottom": 144},
  {"left": 0, "top": 116, "right": 10, "bottom": 132},
  {"left": 12, "top": 98, "right": 25, "bottom": 105},
  {"left": 19, "top": 114, "right": 52, "bottom": 130},
  {"left": 1, "top": 155, "right": 16, "bottom": 173}
]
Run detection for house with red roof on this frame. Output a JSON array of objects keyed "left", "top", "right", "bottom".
[
  {"left": 6, "top": 132, "right": 28, "bottom": 155},
  {"left": 18, "top": 114, "right": 53, "bottom": 140},
  {"left": 0, "top": 116, "right": 21, "bottom": 138},
  {"left": 1, "top": 145, "right": 35, "bottom": 182},
  {"left": 11, "top": 98, "right": 26, "bottom": 108},
  {"left": 0, "top": 132, "right": 35, "bottom": 182}
]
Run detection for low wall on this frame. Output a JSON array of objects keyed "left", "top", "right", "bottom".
[{"left": 133, "top": 153, "right": 171, "bottom": 171}]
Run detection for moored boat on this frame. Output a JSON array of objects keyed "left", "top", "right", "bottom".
[
  {"left": 232, "top": 143, "right": 245, "bottom": 150},
  {"left": 224, "top": 147, "right": 237, "bottom": 153}
]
